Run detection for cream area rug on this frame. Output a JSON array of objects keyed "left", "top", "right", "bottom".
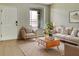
[{"left": 18, "top": 40, "right": 64, "bottom": 56}]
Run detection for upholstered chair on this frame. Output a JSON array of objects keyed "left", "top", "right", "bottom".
[{"left": 18, "top": 26, "right": 36, "bottom": 40}]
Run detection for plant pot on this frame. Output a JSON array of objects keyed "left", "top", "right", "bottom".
[{"left": 49, "top": 34, "right": 52, "bottom": 37}]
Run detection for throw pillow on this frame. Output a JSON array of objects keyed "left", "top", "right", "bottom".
[
  {"left": 64, "top": 27, "right": 73, "bottom": 35},
  {"left": 76, "top": 30, "right": 79, "bottom": 37},
  {"left": 77, "top": 32, "right": 79, "bottom": 37},
  {"left": 54, "top": 26, "right": 64, "bottom": 34},
  {"left": 71, "top": 28, "right": 78, "bottom": 37}
]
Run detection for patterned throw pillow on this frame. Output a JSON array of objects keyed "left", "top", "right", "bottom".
[
  {"left": 54, "top": 26, "right": 64, "bottom": 34},
  {"left": 77, "top": 32, "right": 79, "bottom": 37},
  {"left": 76, "top": 30, "right": 79, "bottom": 37},
  {"left": 64, "top": 27, "right": 73, "bottom": 35},
  {"left": 71, "top": 28, "right": 78, "bottom": 37}
]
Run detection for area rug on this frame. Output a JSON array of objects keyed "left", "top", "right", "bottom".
[{"left": 18, "top": 40, "right": 64, "bottom": 56}]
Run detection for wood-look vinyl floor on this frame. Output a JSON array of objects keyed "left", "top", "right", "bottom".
[{"left": 0, "top": 40, "right": 24, "bottom": 56}]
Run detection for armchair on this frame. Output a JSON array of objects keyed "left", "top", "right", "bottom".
[{"left": 18, "top": 26, "right": 37, "bottom": 40}]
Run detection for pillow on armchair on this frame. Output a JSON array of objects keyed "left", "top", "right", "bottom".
[{"left": 26, "top": 26, "right": 33, "bottom": 33}]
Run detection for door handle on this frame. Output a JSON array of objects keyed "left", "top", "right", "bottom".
[{"left": 16, "top": 21, "right": 18, "bottom": 26}]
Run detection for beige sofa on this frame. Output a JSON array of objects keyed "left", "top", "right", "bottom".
[
  {"left": 54, "top": 33, "right": 79, "bottom": 45},
  {"left": 53, "top": 26, "right": 79, "bottom": 45},
  {"left": 65, "top": 43, "right": 79, "bottom": 56}
]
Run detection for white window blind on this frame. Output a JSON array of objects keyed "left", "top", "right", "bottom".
[{"left": 30, "top": 10, "right": 38, "bottom": 30}]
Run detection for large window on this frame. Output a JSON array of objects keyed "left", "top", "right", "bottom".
[{"left": 30, "top": 9, "right": 40, "bottom": 30}]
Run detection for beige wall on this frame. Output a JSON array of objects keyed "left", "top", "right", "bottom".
[{"left": 50, "top": 3, "right": 79, "bottom": 28}]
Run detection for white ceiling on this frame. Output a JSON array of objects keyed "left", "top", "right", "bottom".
[{"left": 40, "top": 3, "right": 53, "bottom": 5}]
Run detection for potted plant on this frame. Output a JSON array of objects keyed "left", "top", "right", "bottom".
[{"left": 44, "top": 20, "right": 54, "bottom": 37}]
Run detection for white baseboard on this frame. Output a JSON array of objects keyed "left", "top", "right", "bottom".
[{"left": 0, "top": 38, "right": 17, "bottom": 41}]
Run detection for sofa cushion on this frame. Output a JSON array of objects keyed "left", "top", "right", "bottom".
[
  {"left": 53, "top": 33, "right": 71, "bottom": 39},
  {"left": 26, "top": 33, "right": 36, "bottom": 38}
]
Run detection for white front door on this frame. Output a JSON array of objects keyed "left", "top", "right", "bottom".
[{"left": 1, "top": 8, "right": 17, "bottom": 40}]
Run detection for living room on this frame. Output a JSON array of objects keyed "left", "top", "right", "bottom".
[{"left": 0, "top": 3, "right": 79, "bottom": 56}]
